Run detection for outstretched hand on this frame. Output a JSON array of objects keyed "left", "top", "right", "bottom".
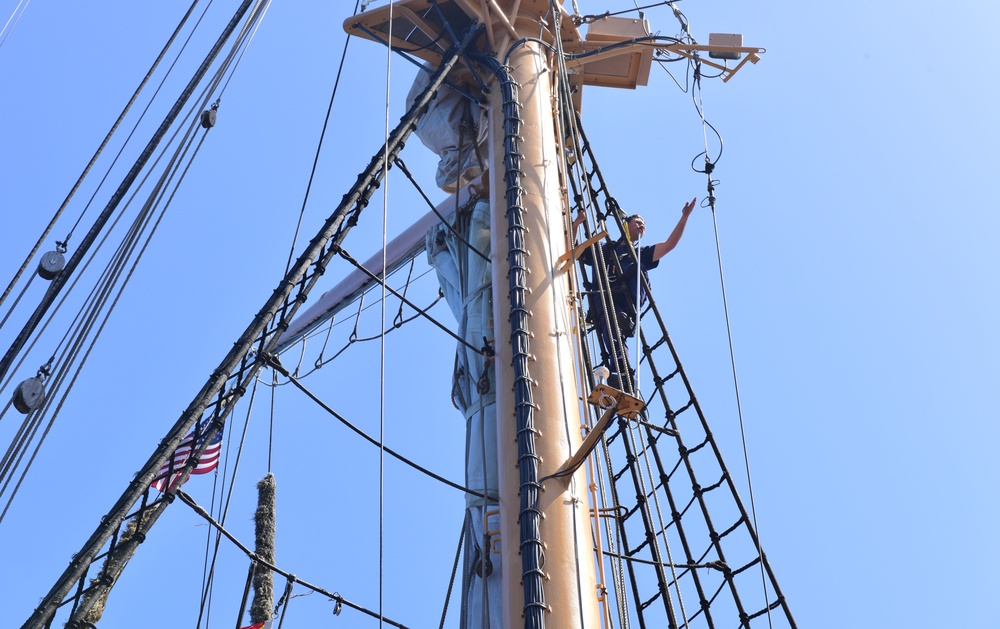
[
  {"left": 651, "top": 197, "right": 697, "bottom": 262},
  {"left": 681, "top": 197, "right": 697, "bottom": 217}
]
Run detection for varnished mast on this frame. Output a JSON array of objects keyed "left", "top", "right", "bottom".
[{"left": 485, "top": 24, "right": 603, "bottom": 629}]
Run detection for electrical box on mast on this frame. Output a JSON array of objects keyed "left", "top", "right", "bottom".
[
  {"left": 708, "top": 32, "right": 743, "bottom": 59},
  {"left": 575, "top": 16, "right": 655, "bottom": 89}
]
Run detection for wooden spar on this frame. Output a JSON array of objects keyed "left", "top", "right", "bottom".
[
  {"left": 273, "top": 176, "right": 486, "bottom": 355},
  {"left": 488, "top": 24, "right": 603, "bottom": 629}
]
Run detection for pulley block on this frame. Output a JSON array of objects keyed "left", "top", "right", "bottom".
[
  {"left": 13, "top": 377, "right": 45, "bottom": 414},
  {"left": 37, "top": 250, "right": 65, "bottom": 280}
]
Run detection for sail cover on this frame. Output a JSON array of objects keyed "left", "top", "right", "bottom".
[
  {"left": 426, "top": 199, "right": 497, "bottom": 506},
  {"left": 406, "top": 66, "right": 488, "bottom": 193},
  {"left": 427, "top": 198, "right": 502, "bottom": 628}
]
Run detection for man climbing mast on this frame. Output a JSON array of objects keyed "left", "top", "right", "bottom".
[{"left": 574, "top": 197, "right": 697, "bottom": 390}]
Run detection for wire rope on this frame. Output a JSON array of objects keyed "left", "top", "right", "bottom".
[
  {"left": 551, "top": 34, "right": 644, "bottom": 626},
  {"left": 0, "top": 0, "right": 30, "bottom": 50},
  {"left": 215, "top": 0, "right": 271, "bottom": 97},
  {"left": 176, "top": 490, "right": 413, "bottom": 628},
  {"left": 690, "top": 43, "right": 775, "bottom": 629},
  {"left": 0, "top": 272, "right": 35, "bottom": 331},
  {"left": 379, "top": 6, "right": 394, "bottom": 622},
  {"left": 335, "top": 247, "right": 490, "bottom": 356},
  {"left": 632, "top": 409, "right": 691, "bottom": 625},
  {"left": 0, "top": 124, "right": 214, "bottom": 523},
  {"left": 392, "top": 157, "right": 489, "bottom": 262},
  {"left": 278, "top": 277, "right": 441, "bottom": 380},
  {"left": 2, "top": 0, "right": 259, "bottom": 401},
  {"left": 0, "top": 0, "right": 203, "bottom": 312},
  {"left": 268, "top": 367, "right": 276, "bottom": 473},
  {"left": 634, "top": 233, "right": 643, "bottom": 394},
  {"left": 284, "top": 263, "right": 439, "bottom": 358},
  {"left": 547, "top": 7, "right": 595, "bottom": 623},
  {"left": 283, "top": 0, "right": 363, "bottom": 275},
  {"left": 199, "top": 457, "right": 223, "bottom": 629},
  {"left": 437, "top": 518, "right": 465, "bottom": 629},
  {"left": 0, "top": 0, "right": 259, "bottom": 386},
  {"left": 2, "top": 0, "right": 266, "bottom": 547},
  {"left": 21, "top": 3, "right": 352, "bottom": 622},
  {"left": 575, "top": 1, "right": 679, "bottom": 24},
  {"left": 268, "top": 359, "right": 485, "bottom": 498},
  {"left": 61, "top": 0, "right": 215, "bottom": 247},
  {"left": 197, "top": 377, "right": 261, "bottom": 629},
  {"left": 556, "top": 34, "right": 744, "bottom": 618}
]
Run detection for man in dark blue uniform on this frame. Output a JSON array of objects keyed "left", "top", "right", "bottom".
[{"left": 574, "top": 198, "right": 696, "bottom": 389}]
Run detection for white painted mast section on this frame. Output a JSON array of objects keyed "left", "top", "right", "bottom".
[{"left": 489, "top": 25, "right": 602, "bottom": 629}]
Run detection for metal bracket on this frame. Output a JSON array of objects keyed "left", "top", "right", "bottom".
[{"left": 552, "top": 383, "right": 645, "bottom": 479}]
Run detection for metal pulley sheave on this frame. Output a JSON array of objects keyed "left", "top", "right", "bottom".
[
  {"left": 201, "top": 101, "right": 219, "bottom": 129},
  {"left": 37, "top": 250, "right": 65, "bottom": 280},
  {"left": 13, "top": 377, "right": 45, "bottom": 414}
]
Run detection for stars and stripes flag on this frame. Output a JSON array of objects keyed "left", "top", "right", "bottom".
[{"left": 151, "top": 424, "right": 223, "bottom": 492}]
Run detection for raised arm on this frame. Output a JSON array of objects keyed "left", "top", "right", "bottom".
[{"left": 651, "top": 197, "right": 697, "bottom": 262}]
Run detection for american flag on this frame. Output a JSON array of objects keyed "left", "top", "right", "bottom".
[{"left": 151, "top": 424, "right": 223, "bottom": 492}]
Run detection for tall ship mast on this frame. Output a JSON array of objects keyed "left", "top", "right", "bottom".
[{"left": 0, "top": 2, "right": 792, "bottom": 628}]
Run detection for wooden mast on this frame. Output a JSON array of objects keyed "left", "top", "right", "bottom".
[
  {"left": 342, "top": 2, "right": 662, "bottom": 626},
  {"left": 486, "top": 11, "right": 603, "bottom": 628}
]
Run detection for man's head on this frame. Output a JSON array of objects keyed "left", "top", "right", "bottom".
[{"left": 624, "top": 214, "right": 646, "bottom": 242}]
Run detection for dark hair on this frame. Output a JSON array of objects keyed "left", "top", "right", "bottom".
[{"left": 621, "top": 214, "right": 644, "bottom": 242}]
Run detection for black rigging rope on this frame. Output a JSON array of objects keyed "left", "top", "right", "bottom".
[
  {"left": 282, "top": 0, "right": 363, "bottom": 275},
  {"left": 552, "top": 27, "right": 696, "bottom": 625},
  {"left": 19, "top": 3, "right": 297, "bottom": 623},
  {"left": 0, "top": 0, "right": 201, "bottom": 312},
  {"left": 265, "top": 355, "right": 484, "bottom": 499},
  {"left": 352, "top": 23, "right": 484, "bottom": 105},
  {"left": 691, "top": 56, "right": 777, "bottom": 629},
  {"left": 0, "top": 123, "right": 215, "bottom": 522},
  {"left": 283, "top": 265, "right": 442, "bottom": 376},
  {"left": 61, "top": 0, "right": 216, "bottom": 247},
  {"left": 392, "top": 157, "right": 490, "bottom": 262},
  {"left": 437, "top": 517, "right": 466, "bottom": 629},
  {"left": 0, "top": 0, "right": 256, "bottom": 386},
  {"left": 1, "top": 0, "right": 272, "bottom": 525},
  {"left": 175, "top": 490, "right": 413, "bottom": 629},
  {"left": 196, "top": 376, "right": 261, "bottom": 629},
  {"left": 334, "top": 246, "right": 491, "bottom": 358},
  {"left": 552, "top": 30, "right": 799, "bottom": 627},
  {"left": 575, "top": 1, "right": 682, "bottom": 24}
]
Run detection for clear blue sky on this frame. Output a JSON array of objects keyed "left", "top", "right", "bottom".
[{"left": 1, "top": 1, "right": 997, "bottom": 627}]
